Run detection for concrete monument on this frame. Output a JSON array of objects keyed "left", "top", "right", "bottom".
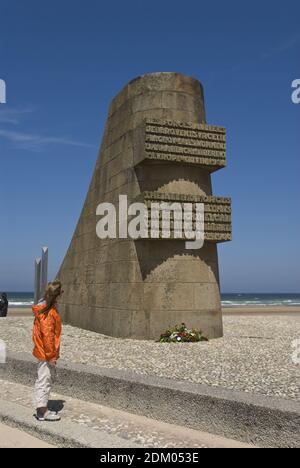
[{"left": 58, "top": 73, "right": 231, "bottom": 339}]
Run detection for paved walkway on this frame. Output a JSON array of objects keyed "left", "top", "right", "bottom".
[
  {"left": 0, "top": 378, "right": 253, "bottom": 448},
  {"left": 0, "top": 422, "right": 54, "bottom": 448}
]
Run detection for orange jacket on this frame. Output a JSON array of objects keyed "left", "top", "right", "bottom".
[{"left": 32, "top": 302, "right": 62, "bottom": 361}]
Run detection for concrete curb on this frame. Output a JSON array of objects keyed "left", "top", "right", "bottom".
[
  {"left": 1, "top": 352, "right": 299, "bottom": 448},
  {"left": 0, "top": 399, "right": 141, "bottom": 448}
]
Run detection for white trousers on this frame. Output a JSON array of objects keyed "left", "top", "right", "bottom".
[{"left": 34, "top": 361, "right": 54, "bottom": 408}]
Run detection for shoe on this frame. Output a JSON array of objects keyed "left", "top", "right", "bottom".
[{"left": 35, "top": 410, "right": 61, "bottom": 422}]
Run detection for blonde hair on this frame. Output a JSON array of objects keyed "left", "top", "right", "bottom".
[{"left": 42, "top": 280, "right": 62, "bottom": 312}]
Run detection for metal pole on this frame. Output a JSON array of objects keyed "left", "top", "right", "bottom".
[
  {"left": 34, "top": 258, "right": 41, "bottom": 305},
  {"left": 41, "top": 247, "right": 48, "bottom": 300}
]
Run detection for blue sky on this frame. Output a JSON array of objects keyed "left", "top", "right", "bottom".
[{"left": 0, "top": 0, "right": 299, "bottom": 292}]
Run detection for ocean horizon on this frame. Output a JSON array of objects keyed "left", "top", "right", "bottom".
[{"left": 3, "top": 292, "right": 300, "bottom": 308}]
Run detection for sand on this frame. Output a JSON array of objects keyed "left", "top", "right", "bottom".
[
  {"left": 223, "top": 306, "right": 300, "bottom": 315},
  {"left": 6, "top": 306, "right": 300, "bottom": 318}
]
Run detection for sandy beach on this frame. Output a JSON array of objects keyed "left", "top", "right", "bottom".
[
  {"left": 6, "top": 306, "right": 300, "bottom": 318},
  {"left": 223, "top": 306, "right": 300, "bottom": 315}
]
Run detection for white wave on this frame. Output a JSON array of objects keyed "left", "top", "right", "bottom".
[
  {"left": 222, "top": 301, "right": 300, "bottom": 308},
  {"left": 8, "top": 301, "right": 33, "bottom": 306}
]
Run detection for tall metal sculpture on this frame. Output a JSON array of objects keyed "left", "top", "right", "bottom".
[{"left": 34, "top": 247, "right": 48, "bottom": 304}]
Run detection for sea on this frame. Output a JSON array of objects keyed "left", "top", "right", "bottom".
[{"left": 3, "top": 292, "right": 300, "bottom": 308}]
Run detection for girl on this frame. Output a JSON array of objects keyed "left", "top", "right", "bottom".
[{"left": 32, "top": 280, "right": 63, "bottom": 421}]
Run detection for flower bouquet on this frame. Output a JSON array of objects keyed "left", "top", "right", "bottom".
[{"left": 158, "top": 323, "right": 208, "bottom": 343}]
